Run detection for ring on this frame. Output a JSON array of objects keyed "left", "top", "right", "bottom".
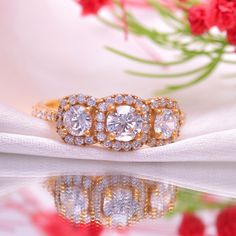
[
  {"left": 47, "top": 175, "right": 177, "bottom": 227},
  {"left": 32, "top": 94, "right": 185, "bottom": 151}
]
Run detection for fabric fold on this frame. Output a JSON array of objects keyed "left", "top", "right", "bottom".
[{"left": 0, "top": 130, "right": 236, "bottom": 162}]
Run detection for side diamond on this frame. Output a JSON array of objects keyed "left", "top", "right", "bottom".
[{"left": 154, "top": 109, "right": 178, "bottom": 139}]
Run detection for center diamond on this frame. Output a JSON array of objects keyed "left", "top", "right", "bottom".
[
  {"left": 63, "top": 105, "right": 92, "bottom": 136},
  {"left": 154, "top": 109, "right": 178, "bottom": 139},
  {"left": 103, "top": 188, "right": 140, "bottom": 227},
  {"left": 106, "top": 105, "right": 143, "bottom": 142}
]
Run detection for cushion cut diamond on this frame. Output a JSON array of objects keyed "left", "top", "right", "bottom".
[
  {"left": 63, "top": 105, "right": 92, "bottom": 136},
  {"left": 106, "top": 105, "right": 143, "bottom": 142},
  {"left": 154, "top": 109, "right": 178, "bottom": 139}
]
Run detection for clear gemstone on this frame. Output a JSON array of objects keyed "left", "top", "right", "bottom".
[
  {"left": 64, "top": 135, "right": 74, "bottom": 144},
  {"left": 77, "top": 94, "right": 86, "bottom": 103},
  {"left": 87, "top": 97, "right": 96, "bottom": 106},
  {"left": 59, "top": 187, "right": 88, "bottom": 218},
  {"left": 123, "top": 142, "right": 131, "bottom": 151},
  {"left": 83, "top": 177, "right": 91, "bottom": 188},
  {"left": 96, "top": 112, "right": 105, "bottom": 122},
  {"left": 160, "top": 98, "right": 167, "bottom": 107},
  {"left": 60, "top": 99, "right": 67, "bottom": 108},
  {"left": 69, "top": 95, "right": 77, "bottom": 105},
  {"left": 151, "top": 100, "right": 158, "bottom": 109},
  {"left": 112, "top": 142, "right": 121, "bottom": 151},
  {"left": 99, "top": 103, "right": 106, "bottom": 111},
  {"left": 115, "top": 95, "right": 124, "bottom": 104},
  {"left": 142, "top": 113, "right": 149, "bottom": 122},
  {"left": 63, "top": 105, "right": 92, "bottom": 136},
  {"left": 106, "top": 105, "right": 143, "bottom": 142},
  {"left": 85, "top": 136, "right": 94, "bottom": 144},
  {"left": 103, "top": 188, "right": 139, "bottom": 227},
  {"left": 124, "top": 95, "right": 134, "bottom": 104},
  {"left": 132, "top": 141, "right": 141, "bottom": 150},
  {"left": 75, "top": 137, "right": 84, "bottom": 146},
  {"left": 154, "top": 109, "right": 178, "bottom": 139},
  {"left": 96, "top": 122, "right": 104, "bottom": 131},
  {"left": 167, "top": 100, "right": 173, "bottom": 108},
  {"left": 97, "top": 132, "right": 106, "bottom": 141},
  {"left": 106, "top": 97, "right": 115, "bottom": 105},
  {"left": 142, "top": 104, "right": 149, "bottom": 112},
  {"left": 46, "top": 112, "right": 52, "bottom": 121},
  {"left": 142, "top": 123, "right": 150, "bottom": 133},
  {"left": 135, "top": 99, "right": 143, "bottom": 108},
  {"left": 57, "top": 119, "right": 62, "bottom": 127},
  {"left": 36, "top": 111, "right": 43, "bottom": 119},
  {"left": 104, "top": 140, "right": 112, "bottom": 148}
]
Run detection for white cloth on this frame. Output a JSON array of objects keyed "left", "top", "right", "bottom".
[{"left": 0, "top": 0, "right": 236, "bottom": 197}]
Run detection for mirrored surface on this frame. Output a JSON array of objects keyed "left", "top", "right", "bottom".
[{"left": 0, "top": 174, "right": 235, "bottom": 236}]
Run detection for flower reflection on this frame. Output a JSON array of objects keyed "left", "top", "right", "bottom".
[{"left": 47, "top": 175, "right": 177, "bottom": 227}]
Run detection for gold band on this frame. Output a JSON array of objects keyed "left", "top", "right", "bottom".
[{"left": 32, "top": 99, "right": 60, "bottom": 121}]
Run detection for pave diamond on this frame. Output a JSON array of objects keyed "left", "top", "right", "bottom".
[
  {"left": 154, "top": 109, "right": 178, "bottom": 139},
  {"left": 63, "top": 105, "right": 92, "bottom": 136},
  {"left": 106, "top": 105, "right": 143, "bottom": 142}
]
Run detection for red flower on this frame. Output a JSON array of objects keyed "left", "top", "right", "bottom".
[
  {"left": 75, "top": 0, "right": 111, "bottom": 15},
  {"left": 32, "top": 212, "right": 104, "bottom": 236},
  {"left": 178, "top": 213, "right": 205, "bottom": 236},
  {"left": 206, "top": 0, "right": 236, "bottom": 31},
  {"left": 227, "top": 27, "right": 236, "bottom": 45},
  {"left": 188, "top": 5, "right": 209, "bottom": 35},
  {"left": 216, "top": 205, "right": 236, "bottom": 236}
]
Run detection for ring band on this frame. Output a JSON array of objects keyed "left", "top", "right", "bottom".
[{"left": 32, "top": 94, "right": 185, "bottom": 151}]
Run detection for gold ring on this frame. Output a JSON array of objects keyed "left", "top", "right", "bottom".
[
  {"left": 32, "top": 94, "right": 185, "bottom": 151},
  {"left": 47, "top": 175, "right": 177, "bottom": 227}
]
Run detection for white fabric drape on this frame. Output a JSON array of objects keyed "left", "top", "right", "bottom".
[{"left": 0, "top": 0, "right": 235, "bottom": 197}]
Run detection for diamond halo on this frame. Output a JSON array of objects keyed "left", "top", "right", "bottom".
[
  {"left": 56, "top": 94, "right": 97, "bottom": 145},
  {"left": 96, "top": 94, "right": 150, "bottom": 151},
  {"left": 147, "top": 97, "right": 183, "bottom": 147}
]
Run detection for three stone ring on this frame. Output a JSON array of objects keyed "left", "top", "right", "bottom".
[{"left": 32, "top": 94, "right": 185, "bottom": 151}]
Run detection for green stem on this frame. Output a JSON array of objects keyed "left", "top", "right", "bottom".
[
  {"left": 160, "top": 45, "right": 226, "bottom": 93},
  {"left": 106, "top": 46, "right": 194, "bottom": 66},
  {"left": 126, "top": 64, "right": 209, "bottom": 78},
  {"left": 147, "top": 0, "right": 184, "bottom": 26}
]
